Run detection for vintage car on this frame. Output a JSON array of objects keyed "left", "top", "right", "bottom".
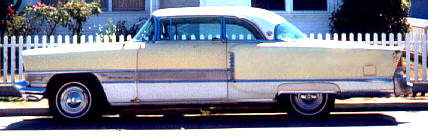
[{"left": 16, "top": 6, "right": 409, "bottom": 120}]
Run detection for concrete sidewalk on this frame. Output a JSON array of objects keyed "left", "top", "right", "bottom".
[{"left": 2, "top": 98, "right": 428, "bottom": 117}]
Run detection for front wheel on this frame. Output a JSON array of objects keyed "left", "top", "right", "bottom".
[
  {"left": 49, "top": 81, "right": 102, "bottom": 121},
  {"left": 282, "top": 93, "right": 335, "bottom": 120}
]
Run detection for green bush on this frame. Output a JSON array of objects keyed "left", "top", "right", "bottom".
[{"left": 330, "top": 0, "right": 410, "bottom": 38}]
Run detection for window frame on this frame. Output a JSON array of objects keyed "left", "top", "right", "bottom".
[
  {"left": 151, "top": 16, "right": 268, "bottom": 42},
  {"left": 253, "top": 0, "right": 335, "bottom": 15}
]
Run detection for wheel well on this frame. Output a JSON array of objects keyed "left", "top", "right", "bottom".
[{"left": 45, "top": 73, "right": 108, "bottom": 105}]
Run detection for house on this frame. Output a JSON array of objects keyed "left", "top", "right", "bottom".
[
  {"left": 17, "top": 0, "right": 339, "bottom": 35},
  {"left": 410, "top": 0, "right": 428, "bottom": 19}
]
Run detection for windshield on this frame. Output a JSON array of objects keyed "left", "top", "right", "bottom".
[
  {"left": 134, "top": 17, "right": 155, "bottom": 41},
  {"left": 274, "top": 21, "right": 306, "bottom": 40}
]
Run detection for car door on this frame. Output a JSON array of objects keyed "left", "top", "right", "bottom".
[
  {"left": 224, "top": 17, "right": 279, "bottom": 100},
  {"left": 136, "top": 16, "right": 228, "bottom": 101}
]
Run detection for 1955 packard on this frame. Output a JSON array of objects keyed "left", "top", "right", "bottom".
[{"left": 16, "top": 7, "right": 409, "bottom": 120}]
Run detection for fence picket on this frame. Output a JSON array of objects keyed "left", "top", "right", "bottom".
[
  {"left": 365, "top": 33, "right": 370, "bottom": 44},
  {"left": 42, "top": 35, "right": 47, "bottom": 48},
  {"left": 88, "top": 35, "right": 94, "bottom": 44},
  {"left": 3, "top": 36, "right": 8, "bottom": 83},
  {"left": 325, "top": 33, "right": 331, "bottom": 40},
  {"left": 25, "top": 36, "right": 31, "bottom": 50},
  {"left": 127, "top": 35, "right": 132, "bottom": 41},
  {"left": 397, "top": 33, "right": 402, "bottom": 47},
  {"left": 334, "top": 33, "right": 338, "bottom": 41},
  {"left": 96, "top": 35, "right": 101, "bottom": 43},
  {"left": 349, "top": 33, "right": 354, "bottom": 42},
  {"left": 309, "top": 33, "right": 314, "bottom": 39},
  {"left": 57, "top": 35, "right": 62, "bottom": 47},
  {"left": 381, "top": 33, "right": 386, "bottom": 46},
  {"left": 18, "top": 36, "right": 23, "bottom": 81},
  {"left": 73, "top": 35, "right": 78, "bottom": 46},
  {"left": 357, "top": 33, "right": 362, "bottom": 43},
  {"left": 422, "top": 34, "right": 427, "bottom": 81},
  {"left": 65, "top": 35, "right": 70, "bottom": 47},
  {"left": 389, "top": 33, "right": 394, "bottom": 46},
  {"left": 406, "top": 33, "right": 411, "bottom": 82},
  {"left": 10, "top": 36, "right": 16, "bottom": 83},
  {"left": 374, "top": 33, "right": 378, "bottom": 46},
  {"left": 341, "top": 33, "right": 346, "bottom": 41},
  {"left": 414, "top": 34, "right": 419, "bottom": 81},
  {"left": 49, "top": 35, "right": 54, "bottom": 48},
  {"left": 119, "top": 35, "right": 124, "bottom": 42},
  {"left": 317, "top": 33, "right": 322, "bottom": 40},
  {"left": 34, "top": 35, "right": 39, "bottom": 49},
  {"left": 80, "top": 35, "right": 86, "bottom": 44}
]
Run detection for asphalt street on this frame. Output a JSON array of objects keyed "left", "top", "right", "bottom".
[{"left": 1, "top": 110, "right": 428, "bottom": 139}]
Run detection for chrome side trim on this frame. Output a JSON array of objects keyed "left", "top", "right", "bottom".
[{"left": 110, "top": 99, "right": 275, "bottom": 106}]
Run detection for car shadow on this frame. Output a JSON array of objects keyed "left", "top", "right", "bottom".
[{"left": 3, "top": 113, "right": 404, "bottom": 130}]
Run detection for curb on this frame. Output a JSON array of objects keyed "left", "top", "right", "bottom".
[{"left": 1, "top": 101, "right": 428, "bottom": 117}]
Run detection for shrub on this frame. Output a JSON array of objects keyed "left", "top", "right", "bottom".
[
  {"left": 63, "top": 0, "right": 102, "bottom": 36},
  {"left": 23, "top": 3, "right": 70, "bottom": 36},
  {"left": 330, "top": 0, "right": 410, "bottom": 38}
]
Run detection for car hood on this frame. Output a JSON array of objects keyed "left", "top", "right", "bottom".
[{"left": 22, "top": 41, "right": 143, "bottom": 56}]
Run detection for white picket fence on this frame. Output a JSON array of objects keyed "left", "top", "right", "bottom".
[{"left": 0, "top": 33, "right": 427, "bottom": 85}]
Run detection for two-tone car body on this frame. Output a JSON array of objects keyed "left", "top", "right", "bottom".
[{"left": 16, "top": 7, "right": 409, "bottom": 120}]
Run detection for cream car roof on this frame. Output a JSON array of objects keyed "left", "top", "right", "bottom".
[{"left": 152, "top": 6, "right": 287, "bottom": 40}]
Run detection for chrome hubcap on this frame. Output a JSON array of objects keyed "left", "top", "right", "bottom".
[
  {"left": 59, "top": 86, "right": 89, "bottom": 116},
  {"left": 292, "top": 94, "right": 324, "bottom": 111}
]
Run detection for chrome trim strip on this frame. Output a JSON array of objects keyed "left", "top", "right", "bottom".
[
  {"left": 278, "top": 91, "right": 337, "bottom": 94},
  {"left": 24, "top": 69, "right": 229, "bottom": 74},
  {"left": 102, "top": 78, "right": 393, "bottom": 84},
  {"left": 110, "top": 99, "right": 275, "bottom": 106}
]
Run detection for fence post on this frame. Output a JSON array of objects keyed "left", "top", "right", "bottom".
[
  {"left": 49, "top": 35, "right": 54, "bottom": 48},
  {"left": 397, "top": 33, "right": 402, "bottom": 47},
  {"left": 422, "top": 33, "right": 427, "bottom": 82},
  {"left": 42, "top": 35, "right": 47, "bottom": 48},
  {"left": 357, "top": 33, "right": 362, "bottom": 43},
  {"left": 373, "top": 33, "right": 378, "bottom": 46},
  {"left": 341, "top": 33, "right": 346, "bottom": 41},
  {"left": 406, "top": 33, "right": 411, "bottom": 82},
  {"left": 73, "top": 35, "right": 78, "bottom": 46},
  {"left": 34, "top": 35, "right": 39, "bottom": 49},
  {"left": 381, "top": 33, "right": 386, "bottom": 46},
  {"left": 65, "top": 35, "right": 70, "bottom": 47},
  {"left": 365, "top": 33, "right": 370, "bottom": 44},
  {"left": 3, "top": 36, "right": 8, "bottom": 83},
  {"left": 325, "top": 33, "right": 331, "bottom": 40},
  {"left": 80, "top": 35, "right": 86, "bottom": 44},
  {"left": 309, "top": 33, "right": 314, "bottom": 39},
  {"left": 57, "top": 35, "right": 62, "bottom": 48},
  {"left": 333, "top": 33, "right": 338, "bottom": 41},
  {"left": 18, "top": 36, "right": 23, "bottom": 81},
  {"left": 88, "top": 35, "right": 94, "bottom": 44},
  {"left": 10, "top": 36, "right": 16, "bottom": 83},
  {"left": 414, "top": 34, "right": 419, "bottom": 81},
  {"left": 25, "top": 36, "right": 31, "bottom": 50},
  {"left": 389, "top": 33, "right": 394, "bottom": 46}
]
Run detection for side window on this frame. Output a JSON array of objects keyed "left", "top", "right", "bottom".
[
  {"left": 134, "top": 17, "right": 155, "bottom": 41},
  {"left": 160, "top": 17, "right": 222, "bottom": 41},
  {"left": 225, "top": 17, "right": 264, "bottom": 40}
]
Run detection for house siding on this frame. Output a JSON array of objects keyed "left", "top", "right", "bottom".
[{"left": 280, "top": 14, "right": 332, "bottom": 34}]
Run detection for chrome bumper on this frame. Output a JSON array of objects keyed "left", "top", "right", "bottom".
[{"left": 14, "top": 80, "right": 46, "bottom": 101}]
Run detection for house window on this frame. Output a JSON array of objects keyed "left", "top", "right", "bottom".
[
  {"left": 293, "top": 0, "right": 327, "bottom": 11},
  {"left": 251, "top": 0, "right": 285, "bottom": 11},
  {"left": 251, "top": 0, "right": 328, "bottom": 11},
  {"left": 113, "top": 0, "right": 145, "bottom": 11}
]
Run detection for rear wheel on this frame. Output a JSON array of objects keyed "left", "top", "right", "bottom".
[
  {"left": 49, "top": 80, "right": 103, "bottom": 121},
  {"left": 281, "top": 93, "right": 335, "bottom": 120}
]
